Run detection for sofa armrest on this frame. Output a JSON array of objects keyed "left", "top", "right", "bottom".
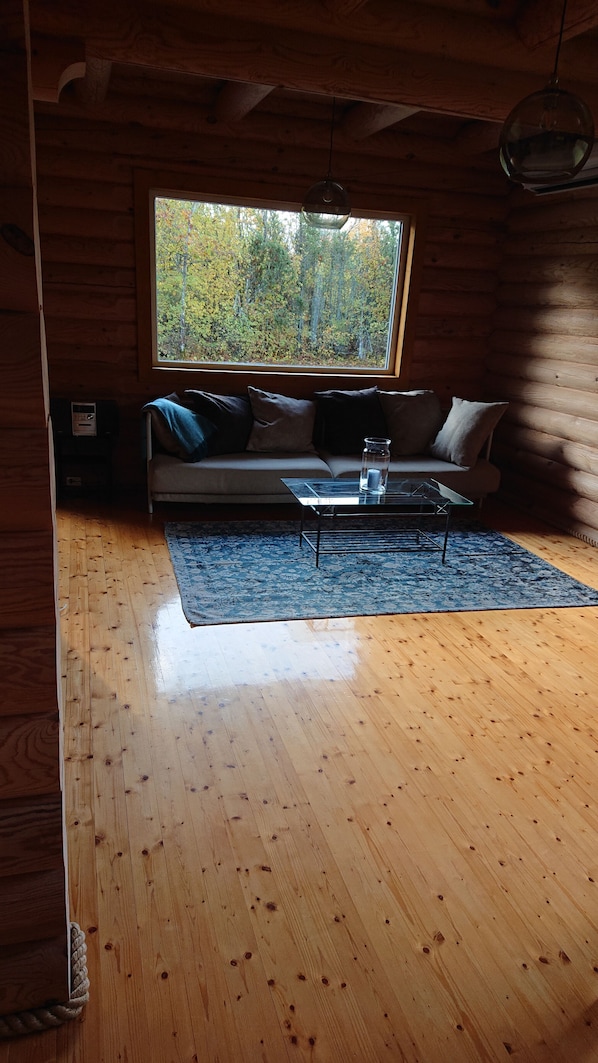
[{"left": 145, "top": 410, "right": 154, "bottom": 514}]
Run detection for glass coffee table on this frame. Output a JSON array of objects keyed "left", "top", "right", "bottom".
[{"left": 282, "top": 478, "right": 474, "bottom": 567}]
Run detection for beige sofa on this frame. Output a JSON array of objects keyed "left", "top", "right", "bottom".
[{"left": 144, "top": 386, "right": 506, "bottom": 512}]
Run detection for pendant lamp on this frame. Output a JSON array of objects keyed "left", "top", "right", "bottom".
[
  {"left": 302, "top": 98, "right": 351, "bottom": 230},
  {"left": 499, "top": 0, "right": 594, "bottom": 186}
]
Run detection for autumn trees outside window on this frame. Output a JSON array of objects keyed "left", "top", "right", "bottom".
[{"left": 152, "top": 196, "right": 411, "bottom": 373}]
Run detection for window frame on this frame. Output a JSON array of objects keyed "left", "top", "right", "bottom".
[{"left": 135, "top": 169, "right": 426, "bottom": 387}]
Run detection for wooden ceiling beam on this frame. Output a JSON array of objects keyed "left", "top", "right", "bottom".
[
  {"left": 342, "top": 102, "right": 419, "bottom": 140},
  {"left": 74, "top": 57, "right": 112, "bottom": 105},
  {"left": 516, "top": 0, "right": 598, "bottom": 50},
  {"left": 211, "top": 81, "right": 275, "bottom": 123},
  {"left": 28, "top": 3, "right": 598, "bottom": 122},
  {"left": 28, "top": 24, "right": 598, "bottom": 125},
  {"left": 29, "top": 0, "right": 597, "bottom": 82}
]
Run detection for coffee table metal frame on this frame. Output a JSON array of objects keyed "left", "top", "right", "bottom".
[{"left": 281, "top": 477, "right": 474, "bottom": 567}]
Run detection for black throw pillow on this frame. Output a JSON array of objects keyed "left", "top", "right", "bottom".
[
  {"left": 314, "top": 387, "right": 387, "bottom": 454},
  {"left": 183, "top": 391, "right": 253, "bottom": 455}
]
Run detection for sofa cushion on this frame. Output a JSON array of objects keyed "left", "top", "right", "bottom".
[
  {"left": 429, "top": 397, "right": 508, "bottom": 468},
  {"left": 150, "top": 450, "right": 332, "bottom": 498},
  {"left": 322, "top": 453, "right": 500, "bottom": 498},
  {"left": 246, "top": 386, "right": 316, "bottom": 452},
  {"left": 143, "top": 398, "right": 215, "bottom": 461},
  {"left": 378, "top": 390, "right": 443, "bottom": 456},
  {"left": 314, "top": 387, "right": 386, "bottom": 454},
  {"left": 183, "top": 391, "right": 253, "bottom": 455}
]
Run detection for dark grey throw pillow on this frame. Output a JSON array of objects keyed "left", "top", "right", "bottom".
[
  {"left": 246, "top": 387, "right": 316, "bottom": 452},
  {"left": 183, "top": 391, "right": 253, "bottom": 455},
  {"left": 378, "top": 390, "right": 443, "bottom": 456},
  {"left": 314, "top": 387, "right": 387, "bottom": 454}
]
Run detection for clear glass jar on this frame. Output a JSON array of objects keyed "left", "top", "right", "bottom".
[{"left": 359, "top": 436, "right": 391, "bottom": 493}]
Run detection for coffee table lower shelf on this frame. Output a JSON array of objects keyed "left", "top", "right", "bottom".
[{"left": 300, "top": 525, "right": 449, "bottom": 564}]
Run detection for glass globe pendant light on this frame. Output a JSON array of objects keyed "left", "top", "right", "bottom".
[
  {"left": 302, "top": 98, "right": 351, "bottom": 230},
  {"left": 499, "top": 0, "right": 594, "bottom": 186}
]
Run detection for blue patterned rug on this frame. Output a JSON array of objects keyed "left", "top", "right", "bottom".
[{"left": 164, "top": 519, "right": 598, "bottom": 626}]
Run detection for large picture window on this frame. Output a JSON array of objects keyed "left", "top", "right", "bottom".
[{"left": 151, "top": 195, "right": 412, "bottom": 374}]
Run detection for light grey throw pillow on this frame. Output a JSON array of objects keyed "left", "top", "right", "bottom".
[
  {"left": 429, "top": 397, "right": 508, "bottom": 468},
  {"left": 379, "top": 390, "right": 443, "bottom": 456},
  {"left": 246, "top": 386, "right": 316, "bottom": 452}
]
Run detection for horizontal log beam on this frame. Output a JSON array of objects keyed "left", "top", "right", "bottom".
[
  {"left": 29, "top": 0, "right": 598, "bottom": 82},
  {"left": 504, "top": 230, "right": 598, "bottom": 259},
  {"left": 37, "top": 174, "right": 133, "bottom": 211},
  {"left": 0, "top": 427, "right": 53, "bottom": 532},
  {"left": 0, "top": 794, "right": 65, "bottom": 878},
  {"left": 507, "top": 199, "right": 598, "bottom": 232},
  {"left": 499, "top": 469, "right": 598, "bottom": 541},
  {"left": 497, "top": 281, "right": 598, "bottom": 310},
  {"left": 0, "top": 713, "right": 61, "bottom": 799},
  {"left": 42, "top": 261, "right": 135, "bottom": 288},
  {"left": 491, "top": 331, "right": 598, "bottom": 365},
  {"left": 418, "top": 291, "right": 496, "bottom": 318},
  {"left": 496, "top": 443, "right": 598, "bottom": 506},
  {"left": 485, "top": 375, "right": 598, "bottom": 421},
  {"left": 0, "top": 870, "right": 67, "bottom": 947},
  {"left": 34, "top": 143, "right": 507, "bottom": 220},
  {"left": 0, "top": 531, "right": 56, "bottom": 630},
  {"left": 33, "top": 99, "right": 499, "bottom": 171},
  {"left": 505, "top": 400, "right": 598, "bottom": 449},
  {"left": 28, "top": 5, "right": 598, "bottom": 122},
  {"left": 497, "top": 423, "right": 598, "bottom": 477},
  {"left": 0, "top": 188, "right": 41, "bottom": 313},
  {"left": 498, "top": 254, "right": 598, "bottom": 286},
  {"left": 421, "top": 266, "right": 496, "bottom": 293},
  {"left": 33, "top": 124, "right": 509, "bottom": 196},
  {"left": 493, "top": 305, "right": 598, "bottom": 337},
  {"left": 38, "top": 202, "right": 134, "bottom": 241},
  {"left": 0, "top": 934, "right": 69, "bottom": 1015},
  {"left": 0, "top": 313, "right": 48, "bottom": 428},
  {"left": 0, "top": 627, "right": 59, "bottom": 717}
]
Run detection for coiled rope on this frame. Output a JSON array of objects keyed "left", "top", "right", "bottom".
[{"left": 0, "top": 923, "right": 89, "bottom": 1039}]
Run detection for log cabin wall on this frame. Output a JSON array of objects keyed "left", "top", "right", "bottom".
[
  {"left": 32, "top": 84, "right": 509, "bottom": 492},
  {"left": 0, "top": 0, "right": 70, "bottom": 1016},
  {"left": 488, "top": 186, "right": 598, "bottom": 546}
]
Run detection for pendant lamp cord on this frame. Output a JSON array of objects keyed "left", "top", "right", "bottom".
[
  {"left": 551, "top": 0, "right": 568, "bottom": 82},
  {"left": 326, "top": 98, "right": 336, "bottom": 180}
]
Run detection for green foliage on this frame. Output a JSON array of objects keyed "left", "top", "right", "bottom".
[{"left": 154, "top": 198, "right": 403, "bottom": 369}]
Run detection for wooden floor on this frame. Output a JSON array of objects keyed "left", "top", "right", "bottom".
[{"left": 3, "top": 497, "right": 598, "bottom": 1063}]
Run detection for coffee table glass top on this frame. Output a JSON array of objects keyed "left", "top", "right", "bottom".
[{"left": 282, "top": 477, "right": 474, "bottom": 509}]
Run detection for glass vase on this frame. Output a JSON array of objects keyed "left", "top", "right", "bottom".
[{"left": 359, "top": 436, "right": 391, "bottom": 493}]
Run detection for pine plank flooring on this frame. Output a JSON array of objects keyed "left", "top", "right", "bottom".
[{"left": 3, "top": 498, "right": 598, "bottom": 1062}]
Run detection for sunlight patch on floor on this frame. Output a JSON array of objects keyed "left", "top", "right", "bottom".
[{"left": 152, "top": 597, "right": 361, "bottom": 695}]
